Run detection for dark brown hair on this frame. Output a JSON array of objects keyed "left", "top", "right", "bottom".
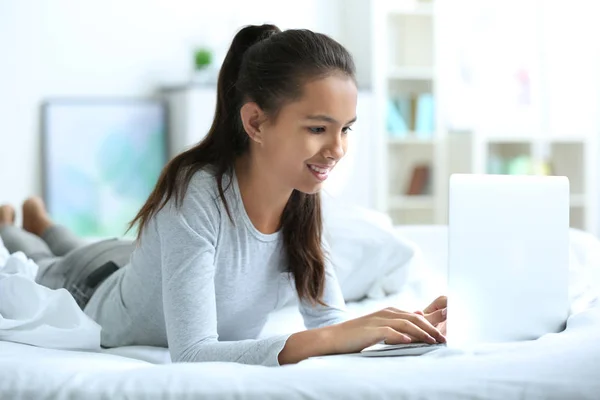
[{"left": 129, "top": 24, "right": 356, "bottom": 305}]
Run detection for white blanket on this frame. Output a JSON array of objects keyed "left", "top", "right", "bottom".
[{"left": 0, "top": 237, "right": 101, "bottom": 350}]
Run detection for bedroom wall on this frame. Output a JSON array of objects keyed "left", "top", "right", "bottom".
[{"left": 0, "top": 0, "right": 343, "bottom": 213}]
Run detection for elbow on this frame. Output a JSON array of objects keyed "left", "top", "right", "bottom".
[
  {"left": 170, "top": 346, "right": 197, "bottom": 363},
  {"left": 170, "top": 337, "right": 217, "bottom": 363},
  {"left": 171, "top": 349, "right": 194, "bottom": 363}
]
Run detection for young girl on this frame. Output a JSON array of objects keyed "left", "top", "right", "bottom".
[{"left": 0, "top": 24, "right": 446, "bottom": 366}]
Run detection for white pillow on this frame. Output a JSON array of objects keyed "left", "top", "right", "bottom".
[
  {"left": 568, "top": 228, "right": 600, "bottom": 314},
  {"left": 322, "top": 195, "right": 416, "bottom": 301}
]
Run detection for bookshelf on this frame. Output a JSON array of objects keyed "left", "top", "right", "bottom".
[
  {"left": 380, "top": 0, "right": 444, "bottom": 225},
  {"left": 337, "top": 0, "right": 448, "bottom": 225},
  {"left": 337, "top": 0, "right": 599, "bottom": 235}
]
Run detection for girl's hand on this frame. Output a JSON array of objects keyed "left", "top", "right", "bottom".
[
  {"left": 415, "top": 296, "right": 447, "bottom": 336},
  {"left": 326, "top": 307, "right": 446, "bottom": 355},
  {"left": 279, "top": 303, "right": 447, "bottom": 364}
]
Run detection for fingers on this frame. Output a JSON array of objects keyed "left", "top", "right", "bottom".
[
  {"left": 380, "top": 307, "right": 409, "bottom": 315},
  {"left": 378, "top": 327, "right": 412, "bottom": 345},
  {"left": 437, "top": 321, "right": 447, "bottom": 336},
  {"left": 425, "top": 308, "right": 447, "bottom": 326},
  {"left": 406, "top": 313, "right": 446, "bottom": 343},
  {"left": 423, "top": 295, "right": 447, "bottom": 314},
  {"left": 387, "top": 319, "right": 439, "bottom": 344},
  {"left": 378, "top": 308, "right": 446, "bottom": 343}
]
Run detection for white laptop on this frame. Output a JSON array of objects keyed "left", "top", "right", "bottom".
[{"left": 361, "top": 173, "right": 570, "bottom": 357}]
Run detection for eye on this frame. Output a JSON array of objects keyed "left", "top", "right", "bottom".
[
  {"left": 342, "top": 126, "right": 353, "bottom": 134},
  {"left": 308, "top": 127, "right": 326, "bottom": 134}
]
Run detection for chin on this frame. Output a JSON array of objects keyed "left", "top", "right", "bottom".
[{"left": 294, "top": 182, "right": 323, "bottom": 195}]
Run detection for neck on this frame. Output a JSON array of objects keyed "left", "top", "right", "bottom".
[{"left": 234, "top": 154, "right": 292, "bottom": 234}]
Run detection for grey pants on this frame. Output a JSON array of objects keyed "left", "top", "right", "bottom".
[{"left": 0, "top": 224, "right": 135, "bottom": 309}]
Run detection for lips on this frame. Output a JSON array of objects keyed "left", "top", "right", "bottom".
[{"left": 307, "top": 164, "right": 333, "bottom": 182}]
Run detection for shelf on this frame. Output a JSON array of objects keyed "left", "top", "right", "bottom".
[
  {"left": 484, "top": 137, "right": 535, "bottom": 144},
  {"left": 387, "top": 1, "right": 434, "bottom": 16},
  {"left": 547, "top": 136, "right": 590, "bottom": 144},
  {"left": 389, "top": 208, "right": 435, "bottom": 225},
  {"left": 388, "top": 136, "right": 437, "bottom": 145},
  {"left": 389, "top": 195, "right": 435, "bottom": 210},
  {"left": 483, "top": 136, "right": 590, "bottom": 144},
  {"left": 388, "top": 66, "right": 434, "bottom": 80}
]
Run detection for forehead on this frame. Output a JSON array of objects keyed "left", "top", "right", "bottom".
[{"left": 281, "top": 75, "right": 357, "bottom": 121}]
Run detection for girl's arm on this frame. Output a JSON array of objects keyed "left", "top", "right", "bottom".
[{"left": 158, "top": 184, "right": 290, "bottom": 367}]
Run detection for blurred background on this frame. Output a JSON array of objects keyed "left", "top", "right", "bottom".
[{"left": 1, "top": 0, "right": 599, "bottom": 237}]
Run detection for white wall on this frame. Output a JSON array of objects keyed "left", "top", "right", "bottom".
[{"left": 0, "top": 0, "right": 343, "bottom": 210}]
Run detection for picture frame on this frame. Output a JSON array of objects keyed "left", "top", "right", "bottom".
[{"left": 41, "top": 98, "right": 169, "bottom": 238}]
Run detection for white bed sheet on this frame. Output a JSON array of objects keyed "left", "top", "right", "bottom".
[
  {"left": 2, "top": 225, "right": 600, "bottom": 399},
  {"left": 1, "top": 301, "right": 600, "bottom": 400}
]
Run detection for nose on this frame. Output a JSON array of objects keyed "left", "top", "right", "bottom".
[{"left": 325, "top": 132, "right": 347, "bottom": 161}]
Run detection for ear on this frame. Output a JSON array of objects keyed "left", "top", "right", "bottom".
[{"left": 240, "top": 102, "right": 267, "bottom": 144}]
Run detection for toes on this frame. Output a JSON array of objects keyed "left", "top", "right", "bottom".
[
  {"left": 23, "top": 196, "right": 47, "bottom": 215},
  {"left": 0, "top": 204, "right": 16, "bottom": 224}
]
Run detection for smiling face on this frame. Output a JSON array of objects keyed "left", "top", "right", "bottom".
[{"left": 243, "top": 74, "right": 358, "bottom": 195}]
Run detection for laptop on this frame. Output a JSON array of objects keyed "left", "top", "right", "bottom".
[{"left": 360, "top": 173, "right": 570, "bottom": 357}]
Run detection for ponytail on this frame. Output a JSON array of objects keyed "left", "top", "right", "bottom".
[{"left": 128, "top": 24, "right": 280, "bottom": 231}]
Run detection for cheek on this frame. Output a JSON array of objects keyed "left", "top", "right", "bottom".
[
  {"left": 263, "top": 129, "right": 303, "bottom": 166},
  {"left": 266, "top": 129, "right": 314, "bottom": 163}
]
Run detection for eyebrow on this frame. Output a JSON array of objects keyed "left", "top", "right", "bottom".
[{"left": 305, "top": 114, "right": 357, "bottom": 125}]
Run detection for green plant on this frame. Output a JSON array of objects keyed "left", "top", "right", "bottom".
[{"left": 194, "top": 48, "right": 212, "bottom": 70}]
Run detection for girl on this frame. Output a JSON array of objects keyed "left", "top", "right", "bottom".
[{"left": 0, "top": 24, "right": 446, "bottom": 366}]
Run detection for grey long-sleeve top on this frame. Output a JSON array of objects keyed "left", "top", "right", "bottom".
[{"left": 84, "top": 168, "right": 347, "bottom": 366}]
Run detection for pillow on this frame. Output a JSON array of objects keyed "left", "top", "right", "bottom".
[
  {"left": 322, "top": 194, "right": 416, "bottom": 302},
  {"left": 568, "top": 228, "right": 600, "bottom": 314}
]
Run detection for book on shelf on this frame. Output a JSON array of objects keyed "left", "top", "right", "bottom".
[
  {"left": 415, "top": 93, "right": 434, "bottom": 138},
  {"left": 387, "top": 99, "right": 409, "bottom": 136},
  {"left": 388, "top": 92, "right": 435, "bottom": 139},
  {"left": 395, "top": 93, "right": 412, "bottom": 126},
  {"left": 406, "top": 164, "right": 431, "bottom": 195}
]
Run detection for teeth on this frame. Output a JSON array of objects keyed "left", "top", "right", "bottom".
[{"left": 309, "top": 165, "right": 328, "bottom": 174}]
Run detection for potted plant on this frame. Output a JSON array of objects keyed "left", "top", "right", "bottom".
[{"left": 192, "top": 47, "right": 213, "bottom": 84}]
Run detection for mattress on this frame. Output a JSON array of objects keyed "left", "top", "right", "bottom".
[{"left": 1, "top": 225, "right": 599, "bottom": 399}]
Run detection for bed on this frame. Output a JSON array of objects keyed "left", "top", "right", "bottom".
[{"left": 1, "top": 225, "right": 600, "bottom": 399}]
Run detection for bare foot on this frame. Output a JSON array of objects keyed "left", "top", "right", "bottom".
[
  {"left": 22, "top": 197, "right": 53, "bottom": 236},
  {"left": 0, "top": 204, "right": 16, "bottom": 226}
]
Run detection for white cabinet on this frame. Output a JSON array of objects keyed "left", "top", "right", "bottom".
[
  {"left": 366, "top": 0, "right": 447, "bottom": 225},
  {"left": 161, "top": 85, "right": 216, "bottom": 159}
]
